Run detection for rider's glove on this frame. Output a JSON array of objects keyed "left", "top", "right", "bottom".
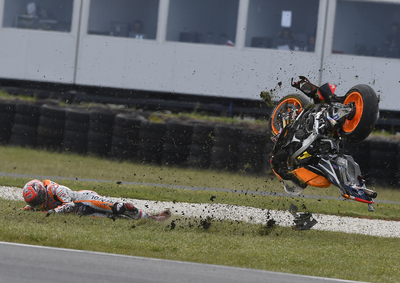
[{"left": 291, "top": 76, "right": 319, "bottom": 101}]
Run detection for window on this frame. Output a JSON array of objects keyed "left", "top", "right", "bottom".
[
  {"left": 88, "top": 0, "right": 159, "bottom": 40},
  {"left": 2, "top": 0, "right": 73, "bottom": 32},
  {"left": 166, "top": 0, "right": 239, "bottom": 45},
  {"left": 246, "top": 0, "right": 319, "bottom": 52},
  {"left": 333, "top": 0, "right": 400, "bottom": 59}
]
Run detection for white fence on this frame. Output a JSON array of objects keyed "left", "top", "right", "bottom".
[{"left": 1, "top": 0, "right": 400, "bottom": 111}]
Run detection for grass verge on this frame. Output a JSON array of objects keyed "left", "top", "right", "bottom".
[
  {"left": 1, "top": 199, "right": 399, "bottom": 283},
  {"left": 0, "top": 145, "right": 400, "bottom": 219},
  {"left": 2, "top": 176, "right": 400, "bottom": 221},
  {"left": 0, "top": 145, "right": 399, "bottom": 198}
]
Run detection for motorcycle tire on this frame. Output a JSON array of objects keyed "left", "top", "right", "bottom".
[
  {"left": 269, "top": 93, "right": 311, "bottom": 136},
  {"left": 341, "top": 84, "right": 379, "bottom": 143}
]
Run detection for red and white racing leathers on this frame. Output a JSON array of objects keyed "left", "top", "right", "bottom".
[{"left": 22, "top": 180, "right": 154, "bottom": 219}]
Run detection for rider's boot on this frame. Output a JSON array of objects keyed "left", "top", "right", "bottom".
[
  {"left": 112, "top": 203, "right": 171, "bottom": 221},
  {"left": 112, "top": 203, "right": 139, "bottom": 218}
]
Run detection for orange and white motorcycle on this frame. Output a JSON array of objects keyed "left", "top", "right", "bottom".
[{"left": 269, "top": 76, "right": 379, "bottom": 211}]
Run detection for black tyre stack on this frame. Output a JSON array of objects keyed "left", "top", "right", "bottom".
[
  {"left": 162, "top": 122, "right": 193, "bottom": 166},
  {"left": 237, "top": 128, "right": 268, "bottom": 174},
  {"left": 10, "top": 102, "right": 42, "bottom": 147},
  {"left": 86, "top": 108, "right": 115, "bottom": 157},
  {"left": 36, "top": 104, "right": 66, "bottom": 150},
  {"left": 111, "top": 114, "right": 141, "bottom": 161},
  {"left": 396, "top": 142, "right": 400, "bottom": 186},
  {"left": 262, "top": 138, "right": 275, "bottom": 173},
  {"left": 136, "top": 121, "right": 166, "bottom": 164},
  {"left": 368, "top": 137, "right": 398, "bottom": 186},
  {"left": 63, "top": 108, "right": 90, "bottom": 154},
  {"left": 0, "top": 100, "right": 16, "bottom": 144},
  {"left": 210, "top": 125, "right": 242, "bottom": 171},
  {"left": 187, "top": 124, "right": 214, "bottom": 169}
]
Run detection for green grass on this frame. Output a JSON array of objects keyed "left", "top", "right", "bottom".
[
  {"left": 1, "top": 199, "right": 399, "bottom": 283},
  {"left": 0, "top": 145, "right": 400, "bottom": 282},
  {"left": 2, "top": 176, "right": 400, "bottom": 221},
  {"left": 0, "top": 145, "right": 398, "bottom": 198},
  {"left": 0, "top": 90, "right": 36, "bottom": 101},
  {"left": 0, "top": 145, "right": 275, "bottom": 192},
  {"left": 164, "top": 111, "right": 269, "bottom": 126},
  {"left": 1, "top": 145, "right": 400, "bottom": 220}
]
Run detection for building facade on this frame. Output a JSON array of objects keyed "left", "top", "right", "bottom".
[{"left": 1, "top": 0, "right": 400, "bottom": 110}]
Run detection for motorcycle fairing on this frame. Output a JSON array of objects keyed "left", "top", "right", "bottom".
[
  {"left": 314, "top": 158, "right": 342, "bottom": 189},
  {"left": 292, "top": 167, "right": 331, "bottom": 188},
  {"left": 313, "top": 156, "right": 372, "bottom": 203}
]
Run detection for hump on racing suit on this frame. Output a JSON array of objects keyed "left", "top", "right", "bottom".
[{"left": 45, "top": 180, "right": 116, "bottom": 215}]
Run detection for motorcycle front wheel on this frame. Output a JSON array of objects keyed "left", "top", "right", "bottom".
[
  {"left": 269, "top": 93, "right": 310, "bottom": 136},
  {"left": 341, "top": 84, "right": 379, "bottom": 143}
]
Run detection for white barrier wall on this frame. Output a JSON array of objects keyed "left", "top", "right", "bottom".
[
  {"left": 75, "top": 0, "right": 325, "bottom": 100},
  {"left": 1, "top": 0, "right": 400, "bottom": 111},
  {"left": 75, "top": 35, "right": 323, "bottom": 100},
  {"left": 320, "top": 0, "right": 400, "bottom": 111},
  {"left": 0, "top": 0, "right": 81, "bottom": 84}
]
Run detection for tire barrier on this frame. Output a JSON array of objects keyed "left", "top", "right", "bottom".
[
  {"left": 110, "top": 114, "right": 141, "bottom": 161},
  {"left": 0, "top": 100, "right": 16, "bottom": 144},
  {"left": 187, "top": 124, "right": 214, "bottom": 169},
  {"left": 263, "top": 139, "right": 275, "bottom": 173},
  {"left": 162, "top": 122, "right": 194, "bottom": 166},
  {"left": 210, "top": 125, "right": 242, "bottom": 171},
  {"left": 2, "top": 98, "right": 400, "bottom": 185},
  {"left": 10, "top": 102, "right": 42, "bottom": 147},
  {"left": 368, "top": 137, "right": 398, "bottom": 186},
  {"left": 36, "top": 104, "right": 66, "bottom": 150},
  {"left": 63, "top": 108, "right": 90, "bottom": 154},
  {"left": 136, "top": 121, "right": 166, "bottom": 164},
  {"left": 86, "top": 108, "right": 115, "bottom": 157},
  {"left": 237, "top": 128, "right": 268, "bottom": 174}
]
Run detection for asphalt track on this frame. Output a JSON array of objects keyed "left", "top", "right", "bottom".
[
  {"left": 1, "top": 172, "right": 399, "bottom": 204},
  {"left": 0, "top": 241, "right": 367, "bottom": 283}
]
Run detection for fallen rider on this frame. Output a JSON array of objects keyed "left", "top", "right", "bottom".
[{"left": 21, "top": 179, "right": 171, "bottom": 221}]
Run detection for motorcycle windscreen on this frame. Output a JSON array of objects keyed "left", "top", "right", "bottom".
[
  {"left": 281, "top": 179, "right": 305, "bottom": 195},
  {"left": 272, "top": 168, "right": 305, "bottom": 195},
  {"left": 292, "top": 167, "right": 331, "bottom": 188}
]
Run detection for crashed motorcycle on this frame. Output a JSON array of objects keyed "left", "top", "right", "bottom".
[{"left": 269, "top": 76, "right": 379, "bottom": 211}]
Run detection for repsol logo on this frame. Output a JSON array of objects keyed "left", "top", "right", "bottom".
[{"left": 90, "top": 195, "right": 104, "bottom": 201}]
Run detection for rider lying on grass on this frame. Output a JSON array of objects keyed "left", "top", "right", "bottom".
[{"left": 21, "top": 179, "right": 171, "bottom": 221}]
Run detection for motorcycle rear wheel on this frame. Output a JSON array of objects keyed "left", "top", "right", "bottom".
[
  {"left": 341, "top": 84, "right": 379, "bottom": 143},
  {"left": 269, "top": 93, "right": 310, "bottom": 136}
]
